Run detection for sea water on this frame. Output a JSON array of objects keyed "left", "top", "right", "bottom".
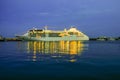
[{"left": 0, "top": 41, "right": 120, "bottom": 80}]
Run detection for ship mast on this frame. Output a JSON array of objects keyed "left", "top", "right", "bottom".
[
  {"left": 44, "top": 26, "right": 49, "bottom": 37},
  {"left": 44, "top": 26, "right": 48, "bottom": 30}
]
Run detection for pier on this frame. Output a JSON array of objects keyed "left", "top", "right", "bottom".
[{"left": 0, "top": 38, "right": 22, "bottom": 41}]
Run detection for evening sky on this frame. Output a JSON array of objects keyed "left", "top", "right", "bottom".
[{"left": 0, "top": 0, "right": 120, "bottom": 37}]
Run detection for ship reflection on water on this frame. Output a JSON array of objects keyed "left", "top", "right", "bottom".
[{"left": 18, "top": 41, "right": 88, "bottom": 62}]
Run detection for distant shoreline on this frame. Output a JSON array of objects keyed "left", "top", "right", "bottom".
[{"left": 0, "top": 37, "right": 120, "bottom": 41}]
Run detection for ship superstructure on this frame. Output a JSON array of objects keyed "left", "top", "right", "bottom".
[{"left": 16, "top": 26, "right": 89, "bottom": 41}]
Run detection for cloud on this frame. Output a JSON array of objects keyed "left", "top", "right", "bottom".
[
  {"left": 34, "top": 12, "right": 68, "bottom": 17},
  {"left": 37, "top": 12, "right": 49, "bottom": 16}
]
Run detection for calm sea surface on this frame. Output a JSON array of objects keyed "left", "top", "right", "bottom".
[{"left": 0, "top": 41, "right": 120, "bottom": 80}]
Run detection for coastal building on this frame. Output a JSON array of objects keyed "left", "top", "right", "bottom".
[
  {"left": 0, "top": 35, "right": 3, "bottom": 39},
  {"left": 97, "top": 36, "right": 107, "bottom": 41},
  {"left": 0, "top": 35, "right": 4, "bottom": 41}
]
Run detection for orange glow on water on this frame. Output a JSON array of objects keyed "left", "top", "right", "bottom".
[
  {"left": 27, "top": 41, "right": 84, "bottom": 55},
  {"left": 18, "top": 41, "right": 87, "bottom": 62}
]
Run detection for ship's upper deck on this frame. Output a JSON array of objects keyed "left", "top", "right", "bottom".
[{"left": 28, "top": 27, "right": 81, "bottom": 33}]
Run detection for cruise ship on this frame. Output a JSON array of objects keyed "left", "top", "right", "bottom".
[{"left": 16, "top": 26, "right": 89, "bottom": 41}]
